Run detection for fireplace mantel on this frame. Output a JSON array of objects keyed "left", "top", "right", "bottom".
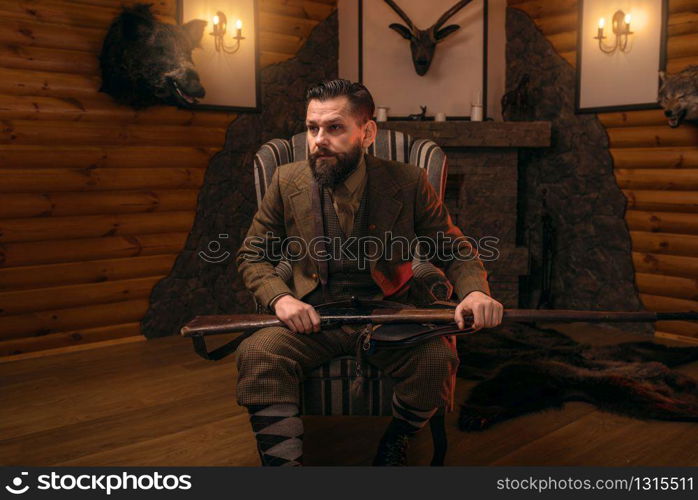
[
  {"left": 381, "top": 121, "right": 551, "bottom": 148},
  {"left": 382, "top": 120, "right": 552, "bottom": 308}
]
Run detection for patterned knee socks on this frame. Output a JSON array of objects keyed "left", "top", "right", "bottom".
[
  {"left": 247, "top": 403, "right": 303, "bottom": 466},
  {"left": 389, "top": 393, "right": 437, "bottom": 434},
  {"left": 247, "top": 397, "right": 433, "bottom": 465},
  {"left": 373, "top": 394, "right": 439, "bottom": 466}
]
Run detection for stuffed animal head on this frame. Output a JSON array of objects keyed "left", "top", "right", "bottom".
[
  {"left": 658, "top": 66, "right": 698, "bottom": 128},
  {"left": 99, "top": 3, "right": 207, "bottom": 108},
  {"left": 384, "top": 0, "right": 472, "bottom": 76}
]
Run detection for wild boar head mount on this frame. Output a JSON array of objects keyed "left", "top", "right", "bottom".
[
  {"left": 384, "top": 0, "right": 473, "bottom": 76},
  {"left": 99, "top": 3, "right": 207, "bottom": 108}
]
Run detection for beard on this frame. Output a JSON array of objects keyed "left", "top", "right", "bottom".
[{"left": 309, "top": 143, "right": 363, "bottom": 189}]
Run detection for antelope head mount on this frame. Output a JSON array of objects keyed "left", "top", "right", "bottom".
[{"left": 384, "top": 0, "right": 473, "bottom": 76}]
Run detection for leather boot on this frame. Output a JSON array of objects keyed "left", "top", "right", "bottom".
[{"left": 372, "top": 418, "right": 418, "bottom": 466}]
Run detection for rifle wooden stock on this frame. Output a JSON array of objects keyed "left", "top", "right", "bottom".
[{"left": 179, "top": 308, "right": 698, "bottom": 337}]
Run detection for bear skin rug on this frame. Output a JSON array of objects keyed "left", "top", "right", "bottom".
[{"left": 455, "top": 323, "right": 698, "bottom": 432}]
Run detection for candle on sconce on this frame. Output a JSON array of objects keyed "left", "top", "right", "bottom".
[
  {"left": 594, "top": 10, "right": 632, "bottom": 54},
  {"left": 210, "top": 10, "right": 244, "bottom": 53}
]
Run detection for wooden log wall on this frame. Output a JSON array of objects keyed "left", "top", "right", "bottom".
[
  {"left": 509, "top": 0, "right": 698, "bottom": 343},
  {"left": 0, "top": 0, "right": 337, "bottom": 359}
]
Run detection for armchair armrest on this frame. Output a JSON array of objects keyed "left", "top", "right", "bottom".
[{"left": 411, "top": 260, "right": 454, "bottom": 304}]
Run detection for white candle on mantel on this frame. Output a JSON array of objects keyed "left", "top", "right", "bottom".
[
  {"left": 473, "top": 90, "right": 483, "bottom": 106},
  {"left": 471, "top": 89, "right": 483, "bottom": 122}
]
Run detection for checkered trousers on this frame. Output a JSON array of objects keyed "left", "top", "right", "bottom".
[{"left": 235, "top": 324, "right": 459, "bottom": 412}]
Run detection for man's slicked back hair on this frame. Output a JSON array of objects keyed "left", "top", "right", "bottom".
[{"left": 305, "top": 79, "right": 375, "bottom": 124}]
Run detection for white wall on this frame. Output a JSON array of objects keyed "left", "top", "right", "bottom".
[
  {"left": 182, "top": 0, "right": 257, "bottom": 108},
  {"left": 338, "top": 0, "right": 505, "bottom": 120},
  {"left": 338, "top": 0, "right": 360, "bottom": 82},
  {"left": 578, "top": 0, "right": 663, "bottom": 110},
  {"left": 487, "top": 0, "right": 505, "bottom": 120}
]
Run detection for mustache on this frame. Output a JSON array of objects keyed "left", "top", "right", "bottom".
[{"left": 309, "top": 148, "right": 339, "bottom": 159}]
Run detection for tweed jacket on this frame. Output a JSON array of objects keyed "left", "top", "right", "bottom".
[{"left": 236, "top": 154, "right": 490, "bottom": 310}]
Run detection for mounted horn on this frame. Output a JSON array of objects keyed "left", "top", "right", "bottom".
[
  {"left": 433, "top": 0, "right": 472, "bottom": 30},
  {"left": 384, "top": 0, "right": 416, "bottom": 31}
]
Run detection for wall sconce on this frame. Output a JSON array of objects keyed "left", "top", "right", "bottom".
[
  {"left": 210, "top": 11, "right": 245, "bottom": 54},
  {"left": 595, "top": 10, "right": 633, "bottom": 54}
]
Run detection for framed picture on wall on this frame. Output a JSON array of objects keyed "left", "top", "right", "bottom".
[
  {"left": 576, "top": 0, "right": 667, "bottom": 113},
  {"left": 177, "top": 0, "right": 260, "bottom": 112},
  {"left": 359, "top": 0, "right": 488, "bottom": 120}
]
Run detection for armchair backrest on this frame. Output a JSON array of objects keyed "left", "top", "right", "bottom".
[{"left": 253, "top": 129, "right": 447, "bottom": 208}]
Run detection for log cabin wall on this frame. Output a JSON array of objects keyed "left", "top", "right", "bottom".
[
  {"left": 508, "top": 0, "right": 698, "bottom": 343},
  {"left": 0, "top": 0, "right": 337, "bottom": 359}
]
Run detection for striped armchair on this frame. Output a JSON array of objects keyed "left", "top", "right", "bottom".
[{"left": 251, "top": 129, "right": 454, "bottom": 465}]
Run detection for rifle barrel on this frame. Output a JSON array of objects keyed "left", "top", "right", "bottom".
[{"left": 180, "top": 308, "right": 698, "bottom": 337}]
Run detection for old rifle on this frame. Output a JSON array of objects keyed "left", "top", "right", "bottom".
[
  {"left": 181, "top": 308, "right": 698, "bottom": 337},
  {"left": 180, "top": 307, "right": 698, "bottom": 360}
]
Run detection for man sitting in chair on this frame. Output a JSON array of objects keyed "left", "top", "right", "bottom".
[{"left": 236, "top": 79, "right": 503, "bottom": 466}]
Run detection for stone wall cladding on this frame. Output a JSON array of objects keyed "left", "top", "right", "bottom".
[{"left": 506, "top": 8, "right": 650, "bottom": 333}]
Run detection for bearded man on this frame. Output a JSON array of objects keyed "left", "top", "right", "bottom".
[{"left": 235, "top": 79, "right": 503, "bottom": 466}]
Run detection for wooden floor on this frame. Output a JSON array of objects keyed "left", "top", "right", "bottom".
[{"left": 2, "top": 323, "right": 698, "bottom": 466}]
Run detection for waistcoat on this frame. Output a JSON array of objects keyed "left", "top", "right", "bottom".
[{"left": 304, "top": 180, "right": 384, "bottom": 306}]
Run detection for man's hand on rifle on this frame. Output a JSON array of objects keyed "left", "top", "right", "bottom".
[
  {"left": 273, "top": 295, "right": 321, "bottom": 334},
  {"left": 455, "top": 291, "right": 504, "bottom": 331}
]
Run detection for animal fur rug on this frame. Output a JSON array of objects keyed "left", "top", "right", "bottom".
[{"left": 455, "top": 323, "right": 698, "bottom": 431}]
